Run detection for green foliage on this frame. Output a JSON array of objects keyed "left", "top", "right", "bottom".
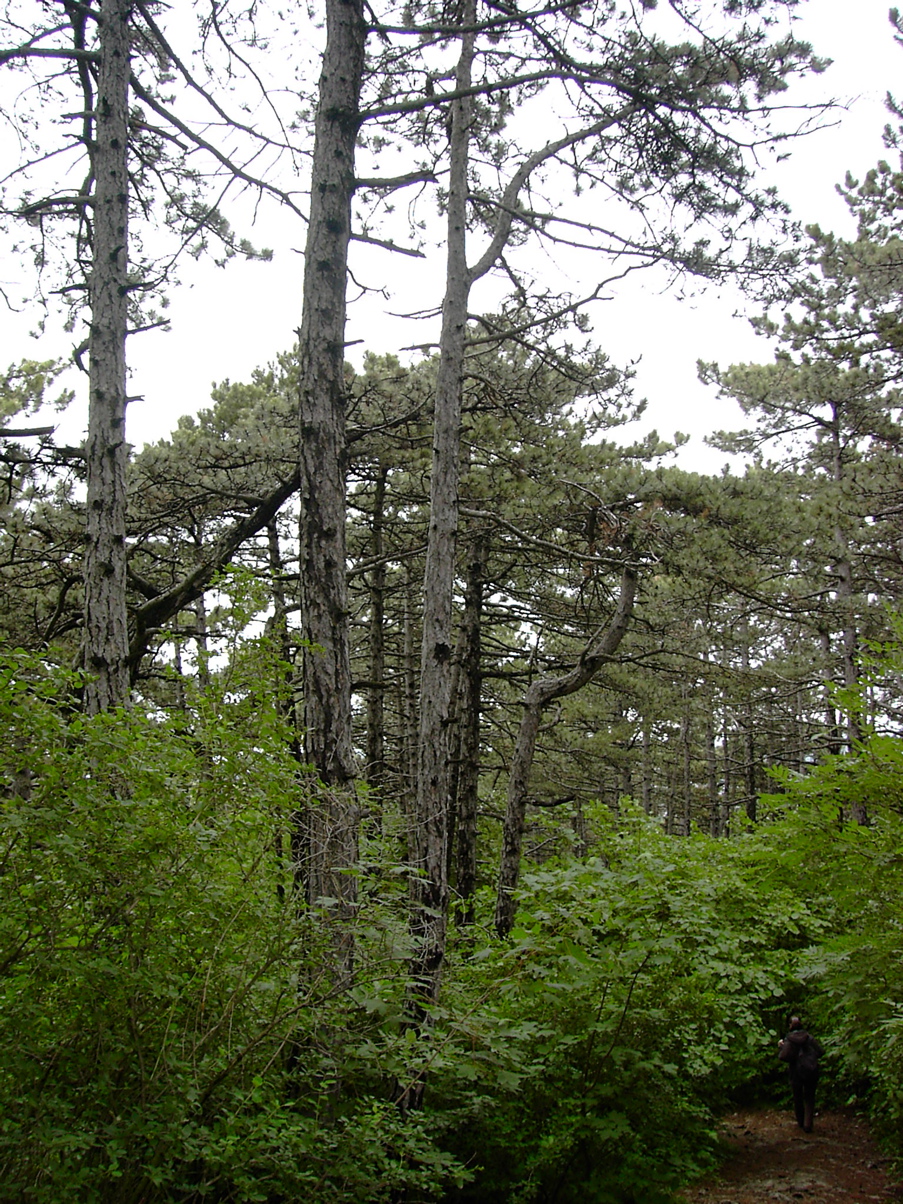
[
  {"left": 428, "top": 806, "right": 826, "bottom": 1202},
  {"left": 0, "top": 360, "right": 73, "bottom": 422},
  {"left": 759, "top": 742, "right": 903, "bottom": 1143},
  {"left": 0, "top": 651, "right": 468, "bottom": 1203}
]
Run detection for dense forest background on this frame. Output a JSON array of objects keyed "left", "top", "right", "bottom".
[{"left": 2, "top": 1, "right": 903, "bottom": 1201}]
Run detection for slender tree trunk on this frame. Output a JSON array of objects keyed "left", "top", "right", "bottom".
[
  {"left": 641, "top": 720, "right": 653, "bottom": 815},
  {"left": 406, "top": 0, "right": 476, "bottom": 1051},
  {"left": 835, "top": 551, "right": 860, "bottom": 742},
  {"left": 739, "top": 619, "right": 757, "bottom": 824},
  {"left": 194, "top": 593, "right": 211, "bottom": 691},
  {"left": 296, "top": 0, "right": 366, "bottom": 924},
  {"left": 446, "top": 626, "right": 465, "bottom": 886},
  {"left": 819, "top": 627, "right": 843, "bottom": 756},
  {"left": 721, "top": 707, "right": 732, "bottom": 837},
  {"left": 705, "top": 701, "right": 720, "bottom": 837},
  {"left": 495, "top": 568, "right": 637, "bottom": 938},
  {"left": 400, "top": 562, "right": 419, "bottom": 834},
  {"left": 454, "top": 536, "right": 485, "bottom": 928},
  {"left": 366, "top": 466, "right": 388, "bottom": 791},
  {"left": 572, "top": 800, "right": 588, "bottom": 857},
  {"left": 172, "top": 638, "right": 187, "bottom": 712},
  {"left": 84, "top": 0, "right": 132, "bottom": 715},
  {"left": 193, "top": 531, "right": 211, "bottom": 693},
  {"left": 267, "top": 518, "right": 290, "bottom": 653},
  {"left": 266, "top": 518, "right": 303, "bottom": 760},
  {"left": 829, "top": 411, "right": 861, "bottom": 752},
  {"left": 680, "top": 678, "right": 692, "bottom": 835},
  {"left": 267, "top": 518, "right": 302, "bottom": 900}
]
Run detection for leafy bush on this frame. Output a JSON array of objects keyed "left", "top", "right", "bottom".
[
  {"left": 759, "top": 741, "right": 903, "bottom": 1146},
  {"left": 0, "top": 652, "right": 467, "bottom": 1202},
  {"left": 429, "top": 806, "right": 828, "bottom": 1203}
]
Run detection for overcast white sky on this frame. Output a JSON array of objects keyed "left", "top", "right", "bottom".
[{"left": 3, "top": 0, "right": 900, "bottom": 468}]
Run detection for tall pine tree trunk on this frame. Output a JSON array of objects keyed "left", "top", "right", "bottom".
[
  {"left": 84, "top": 0, "right": 132, "bottom": 715},
  {"left": 401, "top": 5, "right": 476, "bottom": 1109},
  {"left": 296, "top": 0, "right": 366, "bottom": 942},
  {"left": 407, "top": 0, "right": 476, "bottom": 1037}
]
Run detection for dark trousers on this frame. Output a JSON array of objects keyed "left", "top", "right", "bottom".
[{"left": 791, "top": 1072, "right": 818, "bottom": 1131}]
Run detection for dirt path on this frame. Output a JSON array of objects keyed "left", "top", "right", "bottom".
[{"left": 677, "top": 1108, "right": 903, "bottom": 1204}]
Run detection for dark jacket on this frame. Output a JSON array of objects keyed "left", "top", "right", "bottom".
[{"left": 778, "top": 1028, "right": 824, "bottom": 1081}]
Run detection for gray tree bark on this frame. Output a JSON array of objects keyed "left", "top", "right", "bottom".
[
  {"left": 405, "top": 0, "right": 628, "bottom": 1031},
  {"left": 407, "top": 0, "right": 476, "bottom": 1041},
  {"left": 295, "top": 0, "right": 366, "bottom": 923},
  {"left": 84, "top": 0, "right": 132, "bottom": 715}
]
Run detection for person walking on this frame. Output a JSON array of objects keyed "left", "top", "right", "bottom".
[{"left": 778, "top": 1015, "right": 824, "bottom": 1133}]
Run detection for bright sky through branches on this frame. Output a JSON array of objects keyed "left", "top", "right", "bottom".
[{"left": 0, "top": 0, "right": 897, "bottom": 468}]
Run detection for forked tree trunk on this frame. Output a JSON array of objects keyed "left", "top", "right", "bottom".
[
  {"left": 495, "top": 567, "right": 637, "bottom": 938},
  {"left": 405, "top": 0, "right": 638, "bottom": 1093},
  {"left": 84, "top": 0, "right": 132, "bottom": 715}
]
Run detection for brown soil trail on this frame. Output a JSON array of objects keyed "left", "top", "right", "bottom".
[{"left": 677, "top": 1108, "right": 903, "bottom": 1204}]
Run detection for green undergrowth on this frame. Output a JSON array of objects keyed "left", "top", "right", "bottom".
[
  {"left": 428, "top": 810, "right": 832, "bottom": 1203},
  {"left": 1, "top": 650, "right": 902, "bottom": 1201}
]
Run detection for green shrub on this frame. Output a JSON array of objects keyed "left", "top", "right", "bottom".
[
  {"left": 0, "top": 652, "right": 467, "bottom": 1202},
  {"left": 429, "top": 807, "right": 826, "bottom": 1202}
]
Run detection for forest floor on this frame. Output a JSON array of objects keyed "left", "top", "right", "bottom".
[{"left": 676, "top": 1107, "right": 903, "bottom": 1204}]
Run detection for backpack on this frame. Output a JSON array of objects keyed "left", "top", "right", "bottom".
[{"left": 796, "top": 1037, "right": 820, "bottom": 1080}]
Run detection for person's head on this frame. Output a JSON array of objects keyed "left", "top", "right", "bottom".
[{"left": 789, "top": 1015, "right": 802, "bottom": 1030}]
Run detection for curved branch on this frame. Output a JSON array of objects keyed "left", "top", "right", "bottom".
[
  {"left": 495, "top": 564, "right": 638, "bottom": 937},
  {"left": 129, "top": 468, "right": 300, "bottom": 675}
]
